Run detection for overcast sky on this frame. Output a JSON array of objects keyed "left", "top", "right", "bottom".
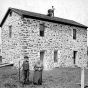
[{"left": 0, "top": 0, "right": 88, "bottom": 45}]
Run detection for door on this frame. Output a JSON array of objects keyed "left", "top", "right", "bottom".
[{"left": 40, "top": 51, "right": 45, "bottom": 61}]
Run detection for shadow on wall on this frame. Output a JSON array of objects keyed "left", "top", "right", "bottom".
[{"left": 0, "top": 56, "right": 2, "bottom": 62}]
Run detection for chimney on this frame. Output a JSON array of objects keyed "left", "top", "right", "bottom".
[{"left": 47, "top": 6, "right": 55, "bottom": 17}]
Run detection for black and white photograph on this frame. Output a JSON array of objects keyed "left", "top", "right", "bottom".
[{"left": 0, "top": 0, "right": 88, "bottom": 88}]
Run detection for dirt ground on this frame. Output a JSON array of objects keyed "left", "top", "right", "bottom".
[{"left": 0, "top": 66, "right": 88, "bottom": 88}]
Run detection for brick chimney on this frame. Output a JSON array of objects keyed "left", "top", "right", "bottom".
[{"left": 47, "top": 6, "right": 55, "bottom": 17}]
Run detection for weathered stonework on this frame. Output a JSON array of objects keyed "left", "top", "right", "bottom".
[{"left": 1, "top": 11, "right": 87, "bottom": 70}]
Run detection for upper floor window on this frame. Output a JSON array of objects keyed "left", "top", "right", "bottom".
[
  {"left": 40, "top": 24, "right": 45, "bottom": 37},
  {"left": 9, "top": 11, "right": 12, "bottom": 16},
  {"left": 9, "top": 25, "right": 12, "bottom": 38},
  {"left": 54, "top": 50, "right": 58, "bottom": 62},
  {"left": 73, "top": 29, "right": 76, "bottom": 39}
]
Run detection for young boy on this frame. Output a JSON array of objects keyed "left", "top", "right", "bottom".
[{"left": 22, "top": 56, "right": 30, "bottom": 84}]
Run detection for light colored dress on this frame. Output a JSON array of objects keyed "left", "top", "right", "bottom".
[{"left": 33, "top": 61, "right": 43, "bottom": 85}]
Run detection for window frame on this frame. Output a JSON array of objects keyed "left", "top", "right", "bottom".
[
  {"left": 73, "top": 29, "right": 76, "bottom": 39},
  {"left": 54, "top": 50, "right": 58, "bottom": 62},
  {"left": 73, "top": 51, "right": 77, "bottom": 64},
  {"left": 40, "top": 23, "right": 45, "bottom": 37},
  {"left": 9, "top": 11, "right": 12, "bottom": 16},
  {"left": 9, "top": 25, "right": 12, "bottom": 38}
]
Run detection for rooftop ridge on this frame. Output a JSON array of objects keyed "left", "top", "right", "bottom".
[{"left": 0, "top": 7, "right": 87, "bottom": 28}]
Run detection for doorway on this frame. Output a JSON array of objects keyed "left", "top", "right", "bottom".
[{"left": 40, "top": 51, "right": 45, "bottom": 61}]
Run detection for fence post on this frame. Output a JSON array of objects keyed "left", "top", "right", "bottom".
[{"left": 81, "top": 67, "right": 84, "bottom": 88}]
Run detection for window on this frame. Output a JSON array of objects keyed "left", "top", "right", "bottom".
[
  {"left": 9, "top": 11, "right": 12, "bottom": 16},
  {"left": 54, "top": 50, "right": 58, "bottom": 62},
  {"left": 73, "top": 29, "right": 76, "bottom": 39},
  {"left": 40, "top": 24, "right": 45, "bottom": 36},
  {"left": 9, "top": 25, "right": 12, "bottom": 38},
  {"left": 73, "top": 51, "right": 77, "bottom": 64}
]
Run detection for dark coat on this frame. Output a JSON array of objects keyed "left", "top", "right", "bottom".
[
  {"left": 22, "top": 60, "right": 29, "bottom": 84},
  {"left": 23, "top": 60, "right": 29, "bottom": 70}
]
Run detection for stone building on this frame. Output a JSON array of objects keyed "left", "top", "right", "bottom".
[{"left": 0, "top": 8, "right": 87, "bottom": 70}]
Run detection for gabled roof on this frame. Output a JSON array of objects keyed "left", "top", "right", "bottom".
[{"left": 0, "top": 7, "right": 87, "bottom": 28}]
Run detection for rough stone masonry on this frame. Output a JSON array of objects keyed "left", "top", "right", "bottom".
[{"left": 1, "top": 8, "right": 87, "bottom": 70}]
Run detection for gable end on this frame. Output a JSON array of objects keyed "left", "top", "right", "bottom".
[{"left": 0, "top": 8, "right": 22, "bottom": 27}]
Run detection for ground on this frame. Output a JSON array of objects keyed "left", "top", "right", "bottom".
[{"left": 0, "top": 65, "right": 88, "bottom": 88}]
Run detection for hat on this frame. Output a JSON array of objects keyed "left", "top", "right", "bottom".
[{"left": 24, "top": 56, "right": 29, "bottom": 59}]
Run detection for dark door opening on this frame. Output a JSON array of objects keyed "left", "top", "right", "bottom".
[{"left": 40, "top": 51, "right": 45, "bottom": 61}]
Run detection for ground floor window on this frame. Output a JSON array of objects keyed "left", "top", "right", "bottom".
[
  {"left": 73, "top": 51, "right": 77, "bottom": 64},
  {"left": 54, "top": 50, "right": 58, "bottom": 62}
]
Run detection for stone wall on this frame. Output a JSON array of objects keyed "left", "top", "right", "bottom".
[
  {"left": 1, "top": 12, "right": 22, "bottom": 66},
  {"left": 1, "top": 11, "right": 87, "bottom": 70}
]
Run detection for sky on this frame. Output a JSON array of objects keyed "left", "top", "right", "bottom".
[{"left": 0, "top": 0, "right": 88, "bottom": 45}]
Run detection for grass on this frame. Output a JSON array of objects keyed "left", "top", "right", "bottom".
[{"left": 0, "top": 66, "right": 88, "bottom": 88}]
